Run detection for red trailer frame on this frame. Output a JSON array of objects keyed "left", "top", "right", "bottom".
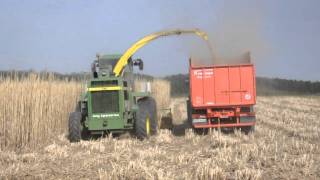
[{"left": 188, "top": 60, "right": 256, "bottom": 130}]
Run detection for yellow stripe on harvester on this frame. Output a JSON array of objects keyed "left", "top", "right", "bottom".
[
  {"left": 88, "top": 86, "right": 122, "bottom": 92},
  {"left": 113, "top": 29, "right": 209, "bottom": 77}
]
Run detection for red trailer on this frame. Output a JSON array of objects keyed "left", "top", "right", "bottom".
[{"left": 188, "top": 59, "right": 256, "bottom": 133}]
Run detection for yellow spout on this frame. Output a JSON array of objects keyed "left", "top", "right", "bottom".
[{"left": 113, "top": 29, "right": 209, "bottom": 76}]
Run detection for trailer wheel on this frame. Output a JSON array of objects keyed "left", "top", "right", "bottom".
[
  {"left": 68, "top": 112, "right": 82, "bottom": 142},
  {"left": 135, "top": 97, "right": 157, "bottom": 139},
  {"left": 186, "top": 99, "right": 192, "bottom": 125},
  {"left": 193, "top": 128, "right": 209, "bottom": 135},
  {"left": 241, "top": 126, "right": 255, "bottom": 135}
]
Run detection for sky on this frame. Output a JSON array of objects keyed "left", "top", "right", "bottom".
[{"left": 0, "top": 0, "right": 319, "bottom": 81}]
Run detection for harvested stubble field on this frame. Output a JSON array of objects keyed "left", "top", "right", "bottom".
[{"left": 0, "top": 77, "right": 319, "bottom": 179}]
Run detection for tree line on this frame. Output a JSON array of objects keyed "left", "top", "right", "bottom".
[
  {"left": 1, "top": 70, "right": 319, "bottom": 96},
  {"left": 165, "top": 74, "right": 320, "bottom": 96}
]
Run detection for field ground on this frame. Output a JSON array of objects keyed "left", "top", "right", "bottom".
[{"left": 1, "top": 96, "right": 320, "bottom": 179}]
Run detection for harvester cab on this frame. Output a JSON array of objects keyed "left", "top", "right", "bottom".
[
  {"left": 91, "top": 54, "right": 143, "bottom": 78},
  {"left": 68, "top": 54, "right": 157, "bottom": 142}
]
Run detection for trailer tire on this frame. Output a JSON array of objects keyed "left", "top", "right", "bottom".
[
  {"left": 68, "top": 112, "right": 82, "bottom": 142},
  {"left": 241, "top": 126, "right": 255, "bottom": 135},
  {"left": 187, "top": 99, "right": 192, "bottom": 125},
  {"left": 193, "top": 128, "right": 209, "bottom": 135},
  {"left": 135, "top": 97, "right": 158, "bottom": 139}
]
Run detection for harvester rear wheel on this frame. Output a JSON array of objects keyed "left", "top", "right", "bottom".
[
  {"left": 135, "top": 97, "right": 157, "bottom": 139},
  {"left": 68, "top": 112, "right": 82, "bottom": 142}
]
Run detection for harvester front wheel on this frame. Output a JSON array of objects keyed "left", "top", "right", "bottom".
[
  {"left": 135, "top": 97, "right": 157, "bottom": 139},
  {"left": 68, "top": 112, "right": 82, "bottom": 142}
]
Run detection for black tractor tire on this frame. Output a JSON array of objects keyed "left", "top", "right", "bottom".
[
  {"left": 68, "top": 112, "right": 82, "bottom": 142},
  {"left": 135, "top": 97, "right": 158, "bottom": 139},
  {"left": 81, "top": 127, "right": 91, "bottom": 140},
  {"left": 241, "top": 126, "right": 255, "bottom": 135}
]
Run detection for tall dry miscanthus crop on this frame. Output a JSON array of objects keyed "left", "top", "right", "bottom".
[
  {"left": 151, "top": 79, "right": 171, "bottom": 110},
  {"left": 151, "top": 79, "right": 172, "bottom": 128},
  {"left": 134, "top": 78, "right": 171, "bottom": 109},
  {"left": 0, "top": 74, "right": 82, "bottom": 150}
]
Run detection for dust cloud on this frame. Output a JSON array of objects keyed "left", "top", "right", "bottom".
[
  {"left": 184, "top": 1, "right": 269, "bottom": 67},
  {"left": 209, "top": 1, "right": 268, "bottom": 65}
]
